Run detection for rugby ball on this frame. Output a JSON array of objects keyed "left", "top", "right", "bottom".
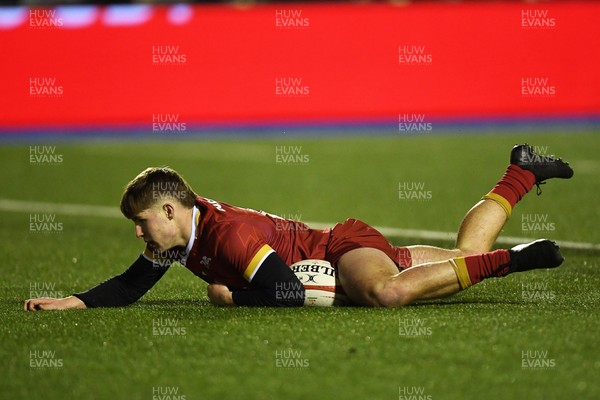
[{"left": 290, "top": 259, "right": 350, "bottom": 307}]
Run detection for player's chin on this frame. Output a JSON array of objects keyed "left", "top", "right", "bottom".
[
  {"left": 156, "top": 245, "right": 169, "bottom": 253},
  {"left": 147, "top": 241, "right": 161, "bottom": 252},
  {"left": 149, "top": 241, "right": 181, "bottom": 254}
]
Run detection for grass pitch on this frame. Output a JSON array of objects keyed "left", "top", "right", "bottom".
[{"left": 1, "top": 131, "right": 599, "bottom": 400}]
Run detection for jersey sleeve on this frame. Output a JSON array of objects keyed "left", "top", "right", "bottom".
[
  {"left": 214, "top": 221, "right": 305, "bottom": 306},
  {"left": 243, "top": 244, "right": 274, "bottom": 282},
  {"left": 73, "top": 255, "right": 168, "bottom": 307},
  {"left": 232, "top": 252, "right": 305, "bottom": 307},
  {"left": 218, "top": 220, "right": 275, "bottom": 283}
]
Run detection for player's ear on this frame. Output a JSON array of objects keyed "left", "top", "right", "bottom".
[{"left": 163, "top": 203, "right": 175, "bottom": 220}]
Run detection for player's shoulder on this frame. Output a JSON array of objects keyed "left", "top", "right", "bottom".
[
  {"left": 197, "top": 196, "right": 272, "bottom": 240},
  {"left": 195, "top": 196, "right": 227, "bottom": 213},
  {"left": 197, "top": 196, "right": 272, "bottom": 222}
]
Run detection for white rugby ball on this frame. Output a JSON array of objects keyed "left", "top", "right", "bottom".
[{"left": 290, "top": 259, "right": 350, "bottom": 307}]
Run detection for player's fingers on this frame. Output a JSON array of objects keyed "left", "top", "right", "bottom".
[
  {"left": 24, "top": 299, "right": 42, "bottom": 312},
  {"left": 24, "top": 298, "right": 52, "bottom": 312}
]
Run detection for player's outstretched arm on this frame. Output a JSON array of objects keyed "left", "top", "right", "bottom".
[
  {"left": 72, "top": 255, "right": 169, "bottom": 308},
  {"left": 23, "top": 296, "right": 86, "bottom": 312},
  {"left": 24, "top": 255, "right": 169, "bottom": 311}
]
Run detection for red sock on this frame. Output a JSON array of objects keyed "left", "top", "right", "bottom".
[
  {"left": 483, "top": 165, "right": 536, "bottom": 218},
  {"left": 450, "top": 250, "right": 511, "bottom": 289}
]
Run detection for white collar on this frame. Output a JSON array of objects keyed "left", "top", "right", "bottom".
[{"left": 184, "top": 206, "right": 199, "bottom": 256}]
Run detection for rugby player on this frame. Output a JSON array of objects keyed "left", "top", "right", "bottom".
[{"left": 24, "top": 144, "right": 573, "bottom": 310}]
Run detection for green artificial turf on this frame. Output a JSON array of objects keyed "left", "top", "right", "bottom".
[{"left": 1, "top": 131, "right": 599, "bottom": 400}]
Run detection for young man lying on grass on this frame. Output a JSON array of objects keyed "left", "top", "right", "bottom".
[{"left": 24, "top": 144, "right": 573, "bottom": 310}]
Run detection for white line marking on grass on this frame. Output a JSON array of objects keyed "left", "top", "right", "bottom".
[
  {"left": 2, "top": 198, "right": 599, "bottom": 251},
  {"left": 0, "top": 198, "right": 121, "bottom": 218},
  {"left": 307, "top": 221, "right": 600, "bottom": 251}
]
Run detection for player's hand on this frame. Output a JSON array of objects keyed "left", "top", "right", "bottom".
[
  {"left": 23, "top": 296, "right": 87, "bottom": 312},
  {"left": 207, "top": 284, "right": 234, "bottom": 306}
]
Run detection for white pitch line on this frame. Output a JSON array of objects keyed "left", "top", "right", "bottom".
[
  {"left": 1, "top": 198, "right": 599, "bottom": 251},
  {"left": 305, "top": 222, "right": 600, "bottom": 251},
  {"left": 0, "top": 198, "right": 121, "bottom": 218}
]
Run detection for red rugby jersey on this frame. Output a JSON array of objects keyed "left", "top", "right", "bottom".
[{"left": 182, "top": 196, "right": 330, "bottom": 289}]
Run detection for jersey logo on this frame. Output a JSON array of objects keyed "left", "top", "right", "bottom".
[{"left": 200, "top": 256, "right": 212, "bottom": 268}]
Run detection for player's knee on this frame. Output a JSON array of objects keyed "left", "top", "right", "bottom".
[{"left": 371, "top": 282, "right": 413, "bottom": 307}]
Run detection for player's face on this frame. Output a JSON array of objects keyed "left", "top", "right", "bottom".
[{"left": 132, "top": 204, "right": 179, "bottom": 252}]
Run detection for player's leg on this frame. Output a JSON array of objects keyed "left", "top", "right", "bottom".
[
  {"left": 402, "top": 200, "right": 508, "bottom": 267},
  {"left": 399, "top": 144, "right": 574, "bottom": 267},
  {"left": 339, "top": 247, "right": 499, "bottom": 306},
  {"left": 338, "top": 240, "right": 564, "bottom": 307},
  {"left": 401, "top": 245, "right": 460, "bottom": 266},
  {"left": 337, "top": 247, "right": 460, "bottom": 307},
  {"left": 400, "top": 191, "right": 524, "bottom": 267}
]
